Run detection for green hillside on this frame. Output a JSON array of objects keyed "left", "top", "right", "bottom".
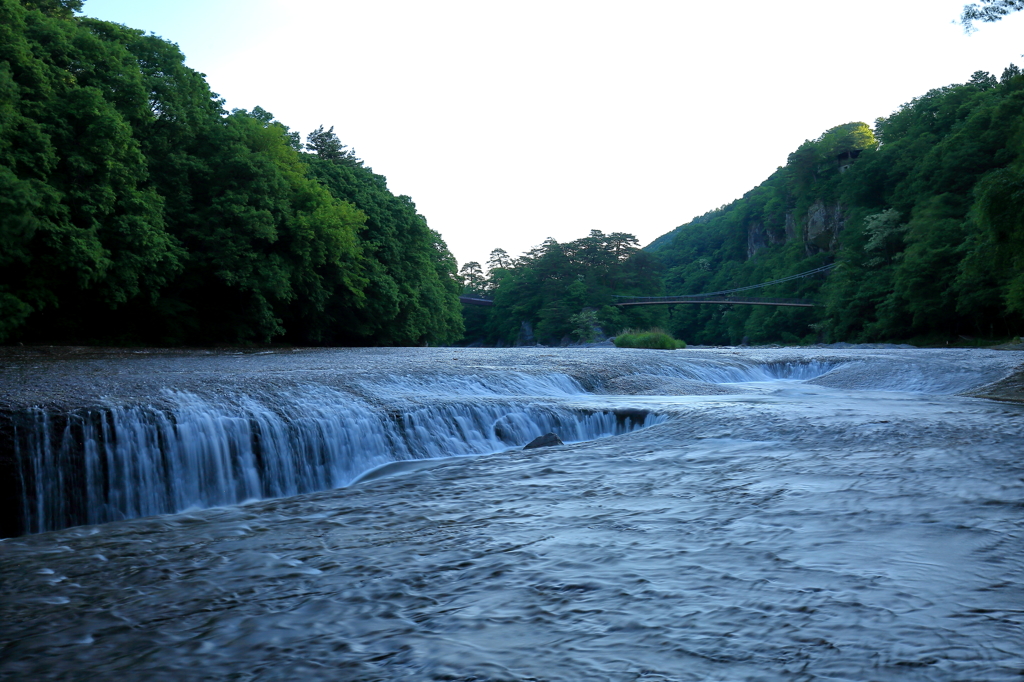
[
  {"left": 462, "top": 67, "right": 1024, "bottom": 347},
  {"left": 650, "top": 68, "right": 1024, "bottom": 345}
]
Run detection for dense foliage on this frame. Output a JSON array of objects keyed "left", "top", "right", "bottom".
[
  {"left": 612, "top": 329, "right": 686, "bottom": 350},
  {"left": 467, "top": 66, "right": 1024, "bottom": 347},
  {"left": 458, "top": 231, "right": 666, "bottom": 346},
  {"left": 643, "top": 69, "right": 1024, "bottom": 346},
  {"left": 0, "top": 0, "right": 462, "bottom": 345}
]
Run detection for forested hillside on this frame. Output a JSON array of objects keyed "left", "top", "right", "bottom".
[
  {"left": 465, "top": 66, "right": 1024, "bottom": 347},
  {"left": 0, "top": 0, "right": 463, "bottom": 345},
  {"left": 649, "top": 68, "right": 1024, "bottom": 345}
]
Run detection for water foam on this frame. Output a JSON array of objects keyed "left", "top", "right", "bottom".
[
  {"left": 655, "top": 359, "right": 845, "bottom": 384},
  {"left": 11, "top": 386, "right": 661, "bottom": 535},
  {"left": 357, "top": 371, "right": 587, "bottom": 398}
]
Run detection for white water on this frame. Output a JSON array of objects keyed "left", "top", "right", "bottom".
[
  {"left": 647, "top": 359, "right": 846, "bottom": 385},
  {"left": 13, "top": 384, "right": 661, "bottom": 535},
  {"left": 9, "top": 352, "right": 1016, "bottom": 536},
  {"left": 2, "top": 348, "right": 1022, "bottom": 681}
]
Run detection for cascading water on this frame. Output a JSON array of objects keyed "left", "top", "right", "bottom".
[
  {"left": 4, "top": 352, "right": 1016, "bottom": 538},
  {"left": 649, "top": 359, "right": 846, "bottom": 384},
  {"left": 7, "top": 383, "right": 663, "bottom": 536},
  {"left": 2, "top": 348, "right": 1023, "bottom": 682},
  {"left": 360, "top": 371, "right": 589, "bottom": 398}
]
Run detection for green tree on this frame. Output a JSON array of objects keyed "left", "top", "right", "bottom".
[
  {"left": 0, "top": 1, "right": 459, "bottom": 346},
  {"left": 487, "top": 248, "right": 513, "bottom": 270},
  {"left": 459, "top": 261, "right": 488, "bottom": 296},
  {"left": 467, "top": 232, "right": 663, "bottom": 345},
  {"left": 148, "top": 108, "right": 369, "bottom": 343},
  {"left": 306, "top": 125, "right": 358, "bottom": 163},
  {"left": 968, "top": 166, "right": 1024, "bottom": 315},
  {"left": 569, "top": 309, "right": 600, "bottom": 342},
  {"left": 0, "top": 1, "right": 182, "bottom": 341},
  {"left": 304, "top": 126, "right": 463, "bottom": 345}
]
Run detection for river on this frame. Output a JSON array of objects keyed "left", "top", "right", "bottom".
[{"left": 0, "top": 347, "right": 1022, "bottom": 681}]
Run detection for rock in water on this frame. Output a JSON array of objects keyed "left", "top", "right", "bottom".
[{"left": 523, "top": 432, "right": 563, "bottom": 450}]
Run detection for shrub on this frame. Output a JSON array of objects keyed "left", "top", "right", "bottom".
[
  {"left": 568, "top": 310, "right": 601, "bottom": 342},
  {"left": 613, "top": 328, "right": 686, "bottom": 350}
]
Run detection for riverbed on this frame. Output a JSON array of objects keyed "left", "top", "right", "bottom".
[{"left": 1, "top": 347, "right": 1022, "bottom": 681}]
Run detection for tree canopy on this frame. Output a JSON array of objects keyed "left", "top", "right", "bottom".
[
  {"left": 458, "top": 230, "right": 665, "bottom": 346},
  {"left": 464, "top": 65, "right": 1024, "bottom": 348},
  {"left": 0, "top": 0, "right": 463, "bottom": 345},
  {"left": 638, "top": 66, "right": 1024, "bottom": 346}
]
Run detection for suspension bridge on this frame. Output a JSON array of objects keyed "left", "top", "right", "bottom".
[
  {"left": 612, "top": 264, "right": 836, "bottom": 307},
  {"left": 459, "top": 263, "right": 837, "bottom": 308}
]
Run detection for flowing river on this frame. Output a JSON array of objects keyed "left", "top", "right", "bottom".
[{"left": 0, "top": 347, "right": 1022, "bottom": 681}]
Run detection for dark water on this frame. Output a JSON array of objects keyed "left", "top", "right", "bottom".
[{"left": 1, "top": 349, "right": 1022, "bottom": 681}]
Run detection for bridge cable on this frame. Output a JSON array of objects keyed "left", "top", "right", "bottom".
[{"left": 613, "top": 263, "right": 837, "bottom": 300}]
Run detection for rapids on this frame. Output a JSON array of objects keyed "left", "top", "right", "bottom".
[{"left": 0, "top": 347, "right": 1022, "bottom": 681}]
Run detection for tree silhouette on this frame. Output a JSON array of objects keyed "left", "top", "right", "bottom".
[{"left": 961, "top": 0, "right": 1024, "bottom": 32}]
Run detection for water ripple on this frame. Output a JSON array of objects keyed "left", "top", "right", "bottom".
[{"left": 1, "top": 349, "right": 1022, "bottom": 680}]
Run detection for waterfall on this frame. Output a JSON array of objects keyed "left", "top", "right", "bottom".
[
  {"left": 6, "top": 353, "right": 990, "bottom": 538},
  {"left": 655, "top": 359, "right": 847, "bottom": 384},
  {"left": 5, "top": 385, "right": 662, "bottom": 536}
]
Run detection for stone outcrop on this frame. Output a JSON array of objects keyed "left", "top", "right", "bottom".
[
  {"left": 785, "top": 212, "right": 798, "bottom": 242},
  {"left": 523, "top": 432, "right": 563, "bottom": 450},
  {"left": 746, "top": 220, "right": 787, "bottom": 259},
  {"left": 746, "top": 202, "right": 845, "bottom": 260},
  {"left": 515, "top": 321, "right": 536, "bottom": 346},
  {"left": 803, "top": 201, "right": 845, "bottom": 254}
]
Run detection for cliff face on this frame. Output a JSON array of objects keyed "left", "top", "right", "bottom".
[
  {"left": 803, "top": 201, "right": 845, "bottom": 254},
  {"left": 746, "top": 201, "right": 844, "bottom": 258},
  {"left": 746, "top": 221, "right": 787, "bottom": 258}
]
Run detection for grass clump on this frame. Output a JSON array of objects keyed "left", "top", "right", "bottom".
[{"left": 612, "top": 328, "right": 686, "bottom": 350}]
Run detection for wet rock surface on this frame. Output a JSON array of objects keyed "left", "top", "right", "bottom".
[
  {"left": 523, "top": 432, "right": 563, "bottom": 449},
  {"left": 967, "top": 365, "right": 1024, "bottom": 403}
]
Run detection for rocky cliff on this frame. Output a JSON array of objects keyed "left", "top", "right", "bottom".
[{"left": 746, "top": 201, "right": 845, "bottom": 259}]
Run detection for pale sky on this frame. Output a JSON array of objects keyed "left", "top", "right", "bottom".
[{"left": 80, "top": 0, "right": 1024, "bottom": 270}]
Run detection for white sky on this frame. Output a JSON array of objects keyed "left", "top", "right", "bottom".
[{"left": 80, "top": 0, "right": 1024, "bottom": 270}]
